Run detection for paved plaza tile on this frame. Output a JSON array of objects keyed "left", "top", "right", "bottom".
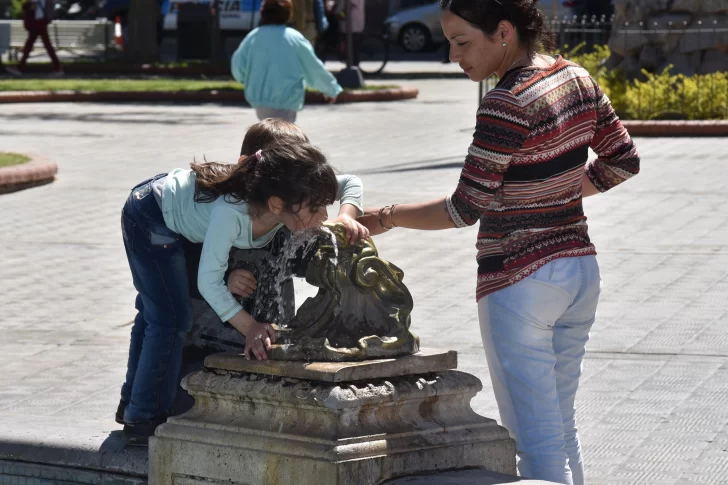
[{"left": 0, "top": 79, "right": 726, "bottom": 484}]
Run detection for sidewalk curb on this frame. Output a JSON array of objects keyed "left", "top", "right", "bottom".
[
  {"left": 14, "top": 63, "right": 466, "bottom": 80},
  {"left": 0, "top": 154, "right": 58, "bottom": 194},
  {"left": 17, "top": 63, "right": 231, "bottom": 76},
  {"left": 0, "top": 90, "right": 722, "bottom": 136},
  {"left": 622, "top": 120, "right": 728, "bottom": 137},
  {"left": 0, "top": 87, "right": 419, "bottom": 105}
]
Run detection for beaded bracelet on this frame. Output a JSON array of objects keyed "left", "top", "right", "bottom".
[
  {"left": 378, "top": 205, "right": 393, "bottom": 230},
  {"left": 390, "top": 204, "right": 399, "bottom": 228}
]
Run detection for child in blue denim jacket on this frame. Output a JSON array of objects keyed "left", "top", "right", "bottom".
[{"left": 117, "top": 119, "right": 366, "bottom": 446}]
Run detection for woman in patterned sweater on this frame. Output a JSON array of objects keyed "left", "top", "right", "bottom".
[{"left": 360, "top": 0, "right": 640, "bottom": 483}]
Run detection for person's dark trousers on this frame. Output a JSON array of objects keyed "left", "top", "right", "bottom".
[
  {"left": 156, "top": 14, "right": 164, "bottom": 46},
  {"left": 352, "top": 32, "right": 361, "bottom": 66},
  {"left": 339, "top": 32, "right": 361, "bottom": 66},
  {"left": 18, "top": 18, "right": 61, "bottom": 71},
  {"left": 119, "top": 175, "right": 192, "bottom": 424}
]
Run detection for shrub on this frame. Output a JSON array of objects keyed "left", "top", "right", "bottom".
[
  {"left": 10, "top": 0, "right": 23, "bottom": 19},
  {"left": 560, "top": 43, "right": 728, "bottom": 120}
]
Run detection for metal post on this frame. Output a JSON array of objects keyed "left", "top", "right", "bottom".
[
  {"left": 335, "top": 0, "right": 364, "bottom": 88},
  {"left": 478, "top": 77, "right": 495, "bottom": 104},
  {"left": 210, "top": 0, "right": 221, "bottom": 61},
  {"left": 103, "top": 19, "right": 109, "bottom": 62},
  {"left": 250, "top": 0, "right": 258, "bottom": 31},
  {"left": 345, "top": 0, "right": 353, "bottom": 69}
]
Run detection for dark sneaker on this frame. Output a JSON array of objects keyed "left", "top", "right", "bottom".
[
  {"left": 115, "top": 399, "right": 128, "bottom": 425},
  {"left": 123, "top": 414, "right": 168, "bottom": 447}
]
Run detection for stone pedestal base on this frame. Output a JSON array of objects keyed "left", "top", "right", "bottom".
[{"left": 149, "top": 350, "right": 515, "bottom": 485}]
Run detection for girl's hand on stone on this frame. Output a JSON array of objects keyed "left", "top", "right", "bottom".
[
  {"left": 228, "top": 268, "right": 257, "bottom": 297},
  {"left": 243, "top": 321, "right": 277, "bottom": 360},
  {"left": 331, "top": 214, "right": 370, "bottom": 244},
  {"left": 228, "top": 312, "right": 277, "bottom": 360}
]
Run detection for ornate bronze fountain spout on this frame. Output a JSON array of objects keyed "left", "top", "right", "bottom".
[{"left": 269, "top": 223, "right": 420, "bottom": 361}]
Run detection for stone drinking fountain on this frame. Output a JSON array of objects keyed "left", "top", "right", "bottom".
[{"left": 149, "top": 224, "right": 516, "bottom": 485}]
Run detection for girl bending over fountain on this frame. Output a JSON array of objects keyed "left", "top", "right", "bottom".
[{"left": 117, "top": 119, "right": 367, "bottom": 446}]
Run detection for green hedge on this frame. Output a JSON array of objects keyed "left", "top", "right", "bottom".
[
  {"left": 564, "top": 44, "right": 728, "bottom": 121},
  {"left": 10, "top": 0, "right": 23, "bottom": 18}
]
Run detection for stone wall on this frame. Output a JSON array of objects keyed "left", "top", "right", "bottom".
[{"left": 608, "top": 0, "right": 727, "bottom": 76}]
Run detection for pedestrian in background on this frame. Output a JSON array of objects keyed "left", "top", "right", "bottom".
[
  {"left": 292, "top": 0, "right": 316, "bottom": 44},
  {"left": 313, "top": 0, "right": 329, "bottom": 40},
  {"left": 9, "top": 0, "right": 63, "bottom": 76},
  {"left": 291, "top": 0, "right": 329, "bottom": 45},
  {"left": 334, "top": 0, "right": 364, "bottom": 66},
  {"left": 231, "top": 0, "right": 342, "bottom": 123}
]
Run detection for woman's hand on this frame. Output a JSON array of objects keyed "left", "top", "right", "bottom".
[
  {"left": 356, "top": 210, "right": 388, "bottom": 236},
  {"left": 227, "top": 268, "right": 257, "bottom": 297},
  {"left": 330, "top": 213, "right": 370, "bottom": 244},
  {"left": 360, "top": 199, "right": 457, "bottom": 232}
]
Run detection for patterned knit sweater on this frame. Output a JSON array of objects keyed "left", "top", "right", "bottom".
[{"left": 446, "top": 56, "right": 640, "bottom": 301}]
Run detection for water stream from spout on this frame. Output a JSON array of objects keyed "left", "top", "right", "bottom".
[{"left": 267, "top": 226, "right": 340, "bottom": 328}]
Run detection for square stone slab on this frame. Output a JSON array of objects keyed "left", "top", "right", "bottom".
[{"left": 204, "top": 348, "right": 457, "bottom": 382}]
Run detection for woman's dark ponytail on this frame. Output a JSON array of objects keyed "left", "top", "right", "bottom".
[{"left": 439, "top": 0, "right": 554, "bottom": 52}]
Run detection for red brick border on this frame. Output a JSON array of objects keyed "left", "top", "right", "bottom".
[
  {"left": 18, "top": 63, "right": 231, "bottom": 77},
  {"left": 621, "top": 120, "right": 728, "bottom": 137},
  {"left": 0, "top": 154, "right": 58, "bottom": 194},
  {"left": 0, "top": 87, "right": 419, "bottom": 105}
]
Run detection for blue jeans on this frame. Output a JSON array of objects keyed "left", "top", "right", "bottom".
[
  {"left": 478, "top": 255, "right": 601, "bottom": 485},
  {"left": 120, "top": 175, "right": 192, "bottom": 423}
]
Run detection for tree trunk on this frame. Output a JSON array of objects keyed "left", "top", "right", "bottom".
[{"left": 126, "top": 0, "right": 160, "bottom": 63}]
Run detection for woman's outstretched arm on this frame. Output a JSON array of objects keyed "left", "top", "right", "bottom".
[
  {"left": 360, "top": 88, "right": 529, "bottom": 236},
  {"left": 359, "top": 197, "right": 456, "bottom": 236}
]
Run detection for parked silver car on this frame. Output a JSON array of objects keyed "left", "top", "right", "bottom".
[
  {"left": 384, "top": 2, "right": 444, "bottom": 53},
  {"left": 384, "top": 1, "right": 578, "bottom": 53}
]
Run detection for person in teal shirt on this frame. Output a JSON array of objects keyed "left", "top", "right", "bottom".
[{"left": 231, "top": 0, "right": 343, "bottom": 123}]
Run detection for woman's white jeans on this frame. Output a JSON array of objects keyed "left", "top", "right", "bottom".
[{"left": 478, "top": 255, "right": 601, "bottom": 485}]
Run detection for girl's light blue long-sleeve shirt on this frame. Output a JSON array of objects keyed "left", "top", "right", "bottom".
[
  {"left": 160, "top": 169, "right": 363, "bottom": 322},
  {"left": 231, "top": 25, "right": 343, "bottom": 112}
]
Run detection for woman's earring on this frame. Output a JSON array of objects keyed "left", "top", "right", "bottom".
[{"left": 502, "top": 42, "right": 507, "bottom": 47}]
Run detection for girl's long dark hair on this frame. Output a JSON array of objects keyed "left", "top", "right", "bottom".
[{"left": 191, "top": 142, "right": 338, "bottom": 215}]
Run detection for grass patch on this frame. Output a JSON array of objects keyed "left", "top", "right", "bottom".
[
  {"left": 0, "top": 79, "right": 242, "bottom": 92},
  {"left": 0, "top": 79, "right": 399, "bottom": 93},
  {"left": 5, "top": 59, "right": 230, "bottom": 68},
  {"left": 0, "top": 152, "right": 31, "bottom": 167}
]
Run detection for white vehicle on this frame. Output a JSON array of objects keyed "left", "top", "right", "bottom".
[
  {"left": 163, "top": 0, "right": 261, "bottom": 32},
  {"left": 384, "top": 0, "right": 577, "bottom": 53}
]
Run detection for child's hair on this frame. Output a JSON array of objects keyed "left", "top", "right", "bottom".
[
  {"left": 240, "top": 118, "right": 308, "bottom": 156},
  {"left": 191, "top": 142, "right": 338, "bottom": 217},
  {"left": 259, "top": 0, "right": 292, "bottom": 25}
]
